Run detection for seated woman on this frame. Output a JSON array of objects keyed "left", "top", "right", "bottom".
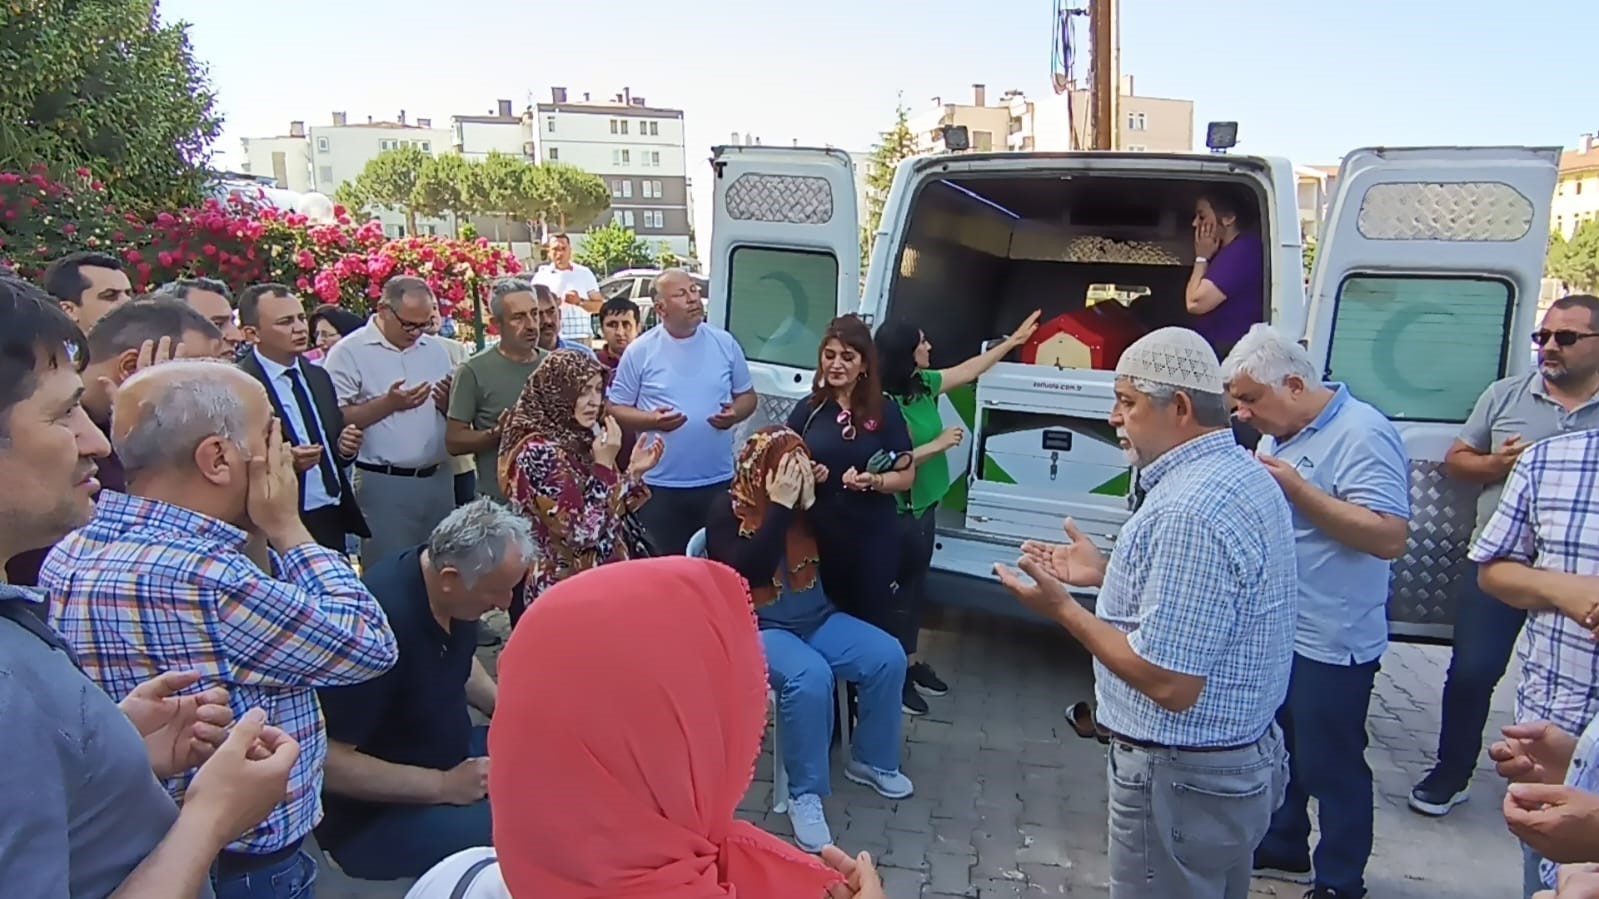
[
  {"left": 401, "top": 557, "right": 886, "bottom": 899},
  {"left": 498, "top": 349, "right": 662, "bottom": 622},
  {"left": 706, "top": 426, "right": 914, "bottom": 852}
]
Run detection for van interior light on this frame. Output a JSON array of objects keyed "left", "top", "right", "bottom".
[{"left": 939, "top": 180, "right": 1021, "bottom": 219}]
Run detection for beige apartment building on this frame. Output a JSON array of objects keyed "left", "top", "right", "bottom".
[
  {"left": 1554, "top": 134, "right": 1599, "bottom": 239},
  {"left": 910, "top": 78, "right": 1192, "bottom": 156}
]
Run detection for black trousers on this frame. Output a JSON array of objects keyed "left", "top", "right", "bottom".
[
  {"left": 633, "top": 480, "right": 730, "bottom": 556},
  {"left": 302, "top": 505, "right": 349, "bottom": 553},
  {"left": 816, "top": 515, "right": 904, "bottom": 647},
  {"left": 891, "top": 506, "right": 937, "bottom": 656}
]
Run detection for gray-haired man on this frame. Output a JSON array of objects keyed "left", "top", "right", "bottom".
[
  {"left": 315, "top": 498, "right": 532, "bottom": 881},
  {"left": 324, "top": 275, "right": 457, "bottom": 565},
  {"left": 996, "top": 326, "right": 1296, "bottom": 899},
  {"left": 445, "top": 276, "right": 549, "bottom": 505}
]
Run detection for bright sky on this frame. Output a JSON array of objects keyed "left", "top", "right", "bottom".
[{"left": 160, "top": 0, "right": 1589, "bottom": 251}]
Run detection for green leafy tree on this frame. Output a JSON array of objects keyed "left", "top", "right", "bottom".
[
  {"left": 574, "top": 220, "right": 654, "bottom": 275},
  {"left": 474, "top": 151, "right": 543, "bottom": 243},
  {"left": 532, "top": 163, "right": 610, "bottom": 232},
  {"left": 1301, "top": 238, "right": 1316, "bottom": 281},
  {"left": 413, "top": 153, "right": 480, "bottom": 235},
  {"left": 337, "top": 145, "right": 430, "bottom": 235},
  {"left": 860, "top": 97, "right": 917, "bottom": 269},
  {"left": 656, "top": 242, "right": 681, "bottom": 269},
  {"left": 0, "top": 0, "right": 223, "bottom": 211},
  {"left": 1548, "top": 222, "right": 1599, "bottom": 292}
]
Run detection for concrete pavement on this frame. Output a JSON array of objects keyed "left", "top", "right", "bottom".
[{"left": 320, "top": 608, "right": 1522, "bottom": 898}]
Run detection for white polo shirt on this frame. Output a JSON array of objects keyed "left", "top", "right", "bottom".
[
  {"left": 532, "top": 263, "right": 602, "bottom": 342},
  {"left": 322, "top": 320, "right": 453, "bottom": 469}
]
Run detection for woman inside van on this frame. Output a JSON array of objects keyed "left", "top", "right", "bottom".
[
  {"left": 705, "top": 426, "right": 912, "bottom": 852},
  {"left": 787, "top": 316, "right": 917, "bottom": 678},
  {"left": 873, "top": 310, "right": 1040, "bottom": 715},
  {"left": 1186, "top": 187, "right": 1265, "bottom": 359}
]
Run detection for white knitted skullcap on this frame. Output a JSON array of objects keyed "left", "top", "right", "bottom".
[{"left": 1114, "top": 327, "right": 1223, "bottom": 394}]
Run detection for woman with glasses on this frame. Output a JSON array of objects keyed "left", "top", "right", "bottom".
[{"left": 786, "top": 316, "right": 916, "bottom": 695}]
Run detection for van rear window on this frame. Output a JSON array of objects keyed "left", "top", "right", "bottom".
[
  {"left": 725, "top": 247, "right": 839, "bottom": 369},
  {"left": 1326, "top": 274, "right": 1513, "bottom": 422}
]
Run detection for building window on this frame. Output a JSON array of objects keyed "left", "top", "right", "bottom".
[
  {"left": 317, "top": 165, "right": 334, "bottom": 185},
  {"left": 421, "top": 141, "right": 431, "bottom": 153},
  {"left": 548, "top": 147, "right": 559, "bottom": 161},
  {"left": 1328, "top": 274, "right": 1513, "bottom": 422},
  {"left": 648, "top": 121, "right": 659, "bottom": 136},
  {"left": 621, "top": 181, "right": 632, "bottom": 198},
  {"left": 622, "top": 210, "right": 635, "bottom": 227},
  {"left": 644, "top": 210, "right": 663, "bottom": 229},
  {"left": 546, "top": 117, "right": 556, "bottom": 133},
  {"left": 610, "top": 119, "right": 619, "bottom": 134},
  {"left": 1128, "top": 112, "right": 1147, "bottom": 131},
  {"left": 622, "top": 149, "right": 631, "bottom": 164},
  {"left": 642, "top": 180, "right": 657, "bottom": 199},
  {"left": 1578, "top": 181, "right": 1585, "bottom": 196},
  {"left": 650, "top": 151, "right": 660, "bottom": 167},
  {"left": 620, "top": 120, "right": 630, "bottom": 135},
  {"left": 316, "top": 136, "right": 330, "bottom": 153},
  {"left": 971, "top": 131, "right": 993, "bottom": 151},
  {"left": 610, "top": 180, "right": 624, "bottom": 198},
  {"left": 1126, "top": 145, "right": 1148, "bottom": 152}
]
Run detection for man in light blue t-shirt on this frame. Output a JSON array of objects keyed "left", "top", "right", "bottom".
[
  {"left": 1223, "top": 324, "right": 1411, "bottom": 899},
  {"left": 606, "top": 269, "right": 755, "bottom": 554}
]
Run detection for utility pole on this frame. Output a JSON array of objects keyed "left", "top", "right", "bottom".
[{"left": 1089, "top": 0, "right": 1119, "bottom": 150}]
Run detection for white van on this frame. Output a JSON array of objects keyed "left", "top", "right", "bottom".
[{"left": 705, "top": 145, "right": 1559, "bottom": 643}]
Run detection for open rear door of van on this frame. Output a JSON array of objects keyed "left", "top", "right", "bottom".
[
  {"left": 706, "top": 146, "right": 862, "bottom": 443},
  {"left": 1305, "top": 146, "right": 1560, "bottom": 644}
]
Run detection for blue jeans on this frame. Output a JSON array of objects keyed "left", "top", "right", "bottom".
[
  {"left": 762, "top": 611, "right": 906, "bottom": 798},
  {"left": 1434, "top": 567, "right": 1526, "bottom": 786},
  {"left": 1258, "top": 653, "right": 1380, "bottom": 896},
  {"left": 323, "top": 727, "right": 492, "bottom": 881},
  {"left": 213, "top": 849, "right": 317, "bottom": 899}
]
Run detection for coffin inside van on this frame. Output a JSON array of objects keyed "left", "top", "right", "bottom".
[{"left": 881, "top": 173, "right": 1276, "bottom": 542}]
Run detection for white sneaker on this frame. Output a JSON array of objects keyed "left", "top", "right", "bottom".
[
  {"left": 786, "top": 793, "right": 832, "bottom": 852},
  {"left": 844, "top": 760, "right": 914, "bottom": 799}
]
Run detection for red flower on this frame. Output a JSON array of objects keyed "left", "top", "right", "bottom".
[
  {"left": 61, "top": 223, "right": 77, "bottom": 235},
  {"left": 158, "top": 251, "right": 175, "bottom": 266},
  {"left": 201, "top": 244, "right": 217, "bottom": 257},
  {"left": 89, "top": 181, "right": 104, "bottom": 192},
  {"left": 74, "top": 167, "right": 91, "bottom": 178}
]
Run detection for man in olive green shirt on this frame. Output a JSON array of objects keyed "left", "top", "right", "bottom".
[{"left": 446, "top": 278, "right": 548, "bottom": 504}]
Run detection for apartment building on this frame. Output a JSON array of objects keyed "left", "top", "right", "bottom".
[
  {"left": 239, "top": 123, "right": 314, "bottom": 194},
  {"left": 1554, "top": 134, "right": 1599, "bottom": 239},
  {"left": 532, "top": 87, "right": 692, "bottom": 259},
  {"left": 911, "top": 79, "right": 1191, "bottom": 157}
]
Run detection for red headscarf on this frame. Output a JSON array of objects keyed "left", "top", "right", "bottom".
[{"left": 488, "top": 557, "right": 843, "bottom": 898}]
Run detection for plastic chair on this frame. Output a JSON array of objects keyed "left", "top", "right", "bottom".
[{"left": 686, "top": 528, "right": 851, "bottom": 814}]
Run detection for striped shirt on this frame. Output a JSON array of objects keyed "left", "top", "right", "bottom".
[
  {"left": 1469, "top": 429, "right": 1599, "bottom": 735},
  {"left": 1094, "top": 430, "right": 1298, "bottom": 748},
  {"left": 40, "top": 490, "right": 397, "bottom": 854}
]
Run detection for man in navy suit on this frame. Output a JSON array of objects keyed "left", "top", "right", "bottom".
[{"left": 236, "top": 284, "right": 369, "bottom": 552}]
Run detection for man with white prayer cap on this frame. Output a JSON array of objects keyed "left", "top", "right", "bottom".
[{"left": 996, "top": 326, "right": 1298, "bottom": 899}]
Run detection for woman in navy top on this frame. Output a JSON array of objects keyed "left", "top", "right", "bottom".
[{"left": 786, "top": 315, "right": 916, "bottom": 665}]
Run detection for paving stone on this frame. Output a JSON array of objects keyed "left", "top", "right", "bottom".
[{"left": 317, "top": 610, "right": 1524, "bottom": 898}]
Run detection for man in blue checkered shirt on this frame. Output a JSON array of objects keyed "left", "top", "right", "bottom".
[
  {"left": 1470, "top": 424, "right": 1599, "bottom": 899},
  {"left": 997, "top": 327, "right": 1297, "bottom": 899}
]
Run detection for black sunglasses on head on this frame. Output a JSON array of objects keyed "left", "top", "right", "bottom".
[{"left": 1532, "top": 329, "right": 1599, "bottom": 348}]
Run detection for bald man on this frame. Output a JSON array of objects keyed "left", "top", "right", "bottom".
[
  {"left": 41, "top": 362, "right": 398, "bottom": 898},
  {"left": 605, "top": 269, "right": 756, "bottom": 555}
]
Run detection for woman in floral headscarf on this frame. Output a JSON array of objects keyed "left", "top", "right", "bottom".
[
  {"left": 498, "top": 350, "right": 662, "bottom": 611},
  {"left": 704, "top": 426, "right": 913, "bottom": 855}
]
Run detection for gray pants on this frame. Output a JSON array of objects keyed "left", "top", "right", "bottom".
[
  {"left": 354, "top": 467, "right": 454, "bottom": 567},
  {"left": 1106, "top": 723, "right": 1289, "bottom": 899}
]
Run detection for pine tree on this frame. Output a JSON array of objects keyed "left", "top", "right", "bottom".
[{"left": 861, "top": 97, "right": 918, "bottom": 270}]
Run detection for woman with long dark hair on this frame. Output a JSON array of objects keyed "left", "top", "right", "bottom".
[
  {"left": 786, "top": 315, "right": 916, "bottom": 690},
  {"left": 874, "top": 311, "right": 1038, "bottom": 714}
]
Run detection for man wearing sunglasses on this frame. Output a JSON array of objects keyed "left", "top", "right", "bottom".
[
  {"left": 323, "top": 276, "right": 458, "bottom": 566},
  {"left": 1411, "top": 294, "right": 1599, "bottom": 835}
]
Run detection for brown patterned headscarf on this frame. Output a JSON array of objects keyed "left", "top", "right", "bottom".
[
  {"left": 498, "top": 349, "right": 607, "bottom": 493},
  {"left": 731, "top": 426, "right": 820, "bottom": 608}
]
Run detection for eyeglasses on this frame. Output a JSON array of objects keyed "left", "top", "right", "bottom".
[
  {"left": 387, "top": 309, "right": 431, "bottom": 333},
  {"left": 836, "top": 409, "right": 857, "bottom": 441},
  {"left": 1533, "top": 329, "right": 1599, "bottom": 348}
]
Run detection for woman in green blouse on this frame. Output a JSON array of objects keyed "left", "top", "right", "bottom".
[{"left": 875, "top": 311, "right": 1039, "bottom": 715}]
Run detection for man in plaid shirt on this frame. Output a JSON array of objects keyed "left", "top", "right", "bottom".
[
  {"left": 43, "top": 361, "right": 398, "bottom": 899},
  {"left": 997, "top": 327, "right": 1296, "bottom": 899},
  {"left": 1471, "top": 427, "right": 1599, "bottom": 899}
]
